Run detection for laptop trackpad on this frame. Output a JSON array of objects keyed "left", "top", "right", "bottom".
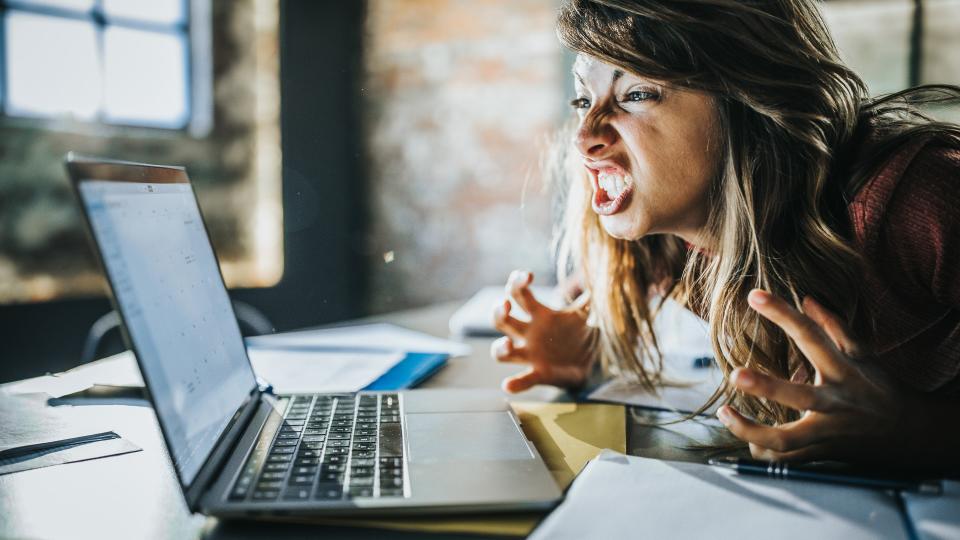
[{"left": 406, "top": 412, "right": 534, "bottom": 462}]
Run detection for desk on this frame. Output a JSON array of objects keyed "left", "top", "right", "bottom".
[{"left": 0, "top": 301, "right": 732, "bottom": 540}]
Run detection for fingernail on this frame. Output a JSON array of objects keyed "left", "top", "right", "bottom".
[
  {"left": 717, "top": 407, "right": 734, "bottom": 426},
  {"left": 732, "top": 369, "right": 754, "bottom": 388},
  {"left": 748, "top": 289, "right": 769, "bottom": 305}
]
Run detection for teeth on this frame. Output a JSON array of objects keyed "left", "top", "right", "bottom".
[{"left": 598, "top": 171, "right": 630, "bottom": 198}]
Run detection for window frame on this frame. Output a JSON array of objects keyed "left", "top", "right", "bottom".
[{"left": 0, "top": 0, "right": 212, "bottom": 136}]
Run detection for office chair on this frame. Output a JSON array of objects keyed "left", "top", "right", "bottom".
[{"left": 79, "top": 301, "right": 274, "bottom": 365}]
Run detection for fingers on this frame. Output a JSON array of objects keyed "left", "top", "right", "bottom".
[
  {"left": 507, "top": 270, "right": 546, "bottom": 316},
  {"left": 731, "top": 368, "right": 834, "bottom": 412},
  {"left": 490, "top": 336, "right": 527, "bottom": 364},
  {"left": 802, "top": 296, "right": 862, "bottom": 358},
  {"left": 716, "top": 405, "right": 822, "bottom": 453},
  {"left": 748, "top": 290, "right": 849, "bottom": 381},
  {"left": 493, "top": 300, "right": 529, "bottom": 341},
  {"left": 502, "top": 368, "right": 542, "bottom": 393}
]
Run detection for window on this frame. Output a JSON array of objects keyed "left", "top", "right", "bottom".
[{"left": 0, "top": 0, "right": 193, "bottom": 129}]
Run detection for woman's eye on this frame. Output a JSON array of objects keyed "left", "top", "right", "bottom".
[
  {"left": 624, "top": 90, "right": 658, "bottom": 103},
  {"left": 569, "top": 97, "right": 591, "bottom": 110}
]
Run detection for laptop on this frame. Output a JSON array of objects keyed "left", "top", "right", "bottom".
[{"left": 65, "top": 154, "right": 560, "bottom": 517}]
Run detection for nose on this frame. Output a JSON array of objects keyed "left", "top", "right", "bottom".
[{"left": 574, "top": 114, "right": 616, "bottom": 158}]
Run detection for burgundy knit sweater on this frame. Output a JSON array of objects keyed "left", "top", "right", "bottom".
[{"left": 848, "top": 137, "right": 960, "bottom": 396}]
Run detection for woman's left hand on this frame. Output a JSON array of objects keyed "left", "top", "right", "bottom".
[{"left": 716, "top": 289, "right": 914, "bottom": 463}]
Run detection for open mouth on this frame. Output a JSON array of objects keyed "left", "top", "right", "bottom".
[{"left": 590, "top": 167, "right": 634, "bottom": 216}]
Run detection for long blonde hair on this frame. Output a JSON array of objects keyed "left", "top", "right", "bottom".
[{"left": 555, "top": 0, "right": 960, "bottom": 424}]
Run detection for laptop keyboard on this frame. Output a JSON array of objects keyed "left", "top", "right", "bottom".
[{"left": 228, "top": 393, "right": 406, "bottom": 502}]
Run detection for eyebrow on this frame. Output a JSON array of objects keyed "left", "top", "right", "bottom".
[{"left": 572, "top": 68, "right": 626, "bottom": 87}]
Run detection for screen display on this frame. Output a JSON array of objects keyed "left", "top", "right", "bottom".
[{"left": 79, "top": 180, "right": 257, "bottom": 486}]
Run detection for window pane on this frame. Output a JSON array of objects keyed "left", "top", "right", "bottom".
[
  {"left": 103, "top": 0, "right": 186, "bottom": 26},
  {"left": 103, "top": 27, "right": 189, "bottom": 128},
  {"left": 5, "top": 11, "right": 101, "bottom": 120},
  {"left": 7, "top": 0, "right": 95, "bottom": 13}
]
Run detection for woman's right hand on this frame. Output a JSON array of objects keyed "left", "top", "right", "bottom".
[{"left": 490, "top": 270, "right": 597, "bottom": 393}]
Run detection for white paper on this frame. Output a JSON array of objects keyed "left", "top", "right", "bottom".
[
  {"left": 246, "top": 348, "right": 403, "bottom": 394},
  {"left": 531, "top": 450, "right": 907, "bottom": 540},
  {"left": 448, "top": 285, "right": 565, "bottom": 336},
  {"left": 245, "top": 323, "right": 471, "bottom": 358},
  {"left": 589, "top": 297, "right": 721, "bottom": 414},
  {"left": 903, "top": 480, "right": 960, "bottom": 540},
  {"left": 3, "top": 351, "right": 144, "bottom": 398},
  {"left": 5, "top": 343, "right": 405, "bottom": 398}
]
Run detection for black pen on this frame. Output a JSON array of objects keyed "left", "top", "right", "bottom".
[{"left": 708, "top": 456, "right": 943, "bottom": 495}]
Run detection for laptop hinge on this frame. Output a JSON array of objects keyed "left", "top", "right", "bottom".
[{"left": 182, "top": 387, "right": 266, "bottom": 512}]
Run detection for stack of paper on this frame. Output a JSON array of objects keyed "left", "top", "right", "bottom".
[
  {"left": 588, "top": 297, "right": 721, "bottom": 414},
  {"left": 531, "top": 450, "right": 907, "bottom": 540},
  {"left": 6, "top": 324, "right": 463, "bottom": 399},
  {"left": 448, "top": 286, "right": 565, "bottom": 337}
]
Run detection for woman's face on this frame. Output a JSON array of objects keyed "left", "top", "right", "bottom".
[{"left": 572, "top": 54, "right": 719, "bottom": 244}]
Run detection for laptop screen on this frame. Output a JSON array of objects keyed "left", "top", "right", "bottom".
[{"left": 79, "top": 179, "right": 257, "bottom": 486}]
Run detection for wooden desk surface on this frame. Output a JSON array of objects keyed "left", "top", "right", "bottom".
[{"left": 0, "top": 301, "right": 732, "bottom": 540}]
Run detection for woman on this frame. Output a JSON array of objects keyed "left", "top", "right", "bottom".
[{"left": 492, "top": 0, "right": 960, "bottom": 466}]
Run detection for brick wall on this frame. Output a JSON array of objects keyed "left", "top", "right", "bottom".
[{"left": 362, "top": 0, "right": 567, "bottom": 313}]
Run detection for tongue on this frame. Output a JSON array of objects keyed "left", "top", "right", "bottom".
[{"left": 598, "top": 186, "right": 613, "bottom": 204}]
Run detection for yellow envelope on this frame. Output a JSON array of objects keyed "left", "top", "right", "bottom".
[{"left": 286, "top": 402, "right": 626, "bottom": 536}]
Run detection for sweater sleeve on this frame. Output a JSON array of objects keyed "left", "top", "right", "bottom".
[{"left": 880, "top": 142, "right": 960, "bottom": 308}]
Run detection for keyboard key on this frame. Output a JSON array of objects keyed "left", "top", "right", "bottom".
[
  {"left": 256, "top": 481, "right": 284, "bottom": 490},
  {"left": 283, "top": 487, "right": 312, "bottom": 500},
  {"left": 379, "top": 488, "right": 404, "bottom": 497},
  {"left": 350, "top": 468, "right": 374, "bottom": 478},
  {"left": 267, "top": 453, "right": 294, "bottom": 463},
  {"left": 288, "top": 475, "right": 315, "bottom": 486},
  {"left": 271, "top": 446, "right": 295, "bottom": 454},
  {"left": 274, "top": 439, "right": 298, "bottom": 447},
  {"left": 348, "top": 487, "right": 374, "bottom": 497},
  {"left": 295, "top": 457, "right": 321, "bottom": 467},
  {"left": 252, "top": 490, "right": 280, "bottom": 501},
  {"left": 379, "top": 425, "right": 402, "bottom": 457},
  {"left": 265, "top": 462, "right": 290, "bottom": 472},
  {"left": 380, "top": 457, "right": 403, "bottom": 468},
  {"left": 379, "top": 468, "right": 402, "bottom": 478},
  {"left": 349, "top": 476, "right": 374, "bottom": 487},
  {"left": 323, "top": 455, "right": 346, "bottom": 464},
  {"left": 319, "top": 471, "right": 344, "bottom": 483},
  {"left": 380, "top": 477, "right": 403, "bottom": 489},
  {"left": 314, "top": 484, "right": 343, "bottom": 500},
  {"left": 351, "top": 458, "right": 375, "bottom": 468},
  {"left": 229, "top": 485, "right": 249, "bottom": 500},
  {"left": 299, "top": 441, "right": 324, "bottom": 449},
  {"left": 293, "top": 466, "right": 318, "bottom": 475},
  {"left": 352, "top": 450, "right": 376, "bottom": 459}
]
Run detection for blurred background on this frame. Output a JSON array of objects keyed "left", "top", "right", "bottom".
[{"left": 0, "top": 0, "right": 957, "bottom": 382}]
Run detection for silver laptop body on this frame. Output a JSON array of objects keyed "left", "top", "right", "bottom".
[{"left": 66, "top": 154, "right": 560, "bottom": 517}]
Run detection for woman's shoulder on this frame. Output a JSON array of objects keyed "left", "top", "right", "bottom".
[
  {"left": 849, "top": 133, "right": 960, "bottom": 213},
  {"left": 848, "top": 132, "right": 960, "bottom": 305}
]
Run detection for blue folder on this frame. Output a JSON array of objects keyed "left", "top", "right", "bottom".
[{"left": 363, "top": 352, "right": 448, "bottom": 391}]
